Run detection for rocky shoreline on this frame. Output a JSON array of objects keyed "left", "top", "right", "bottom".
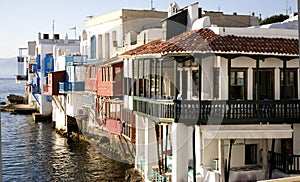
[
  {"left": 55, "top": 129, "right": 143, "bottom": 182},
  {"left": 0, "top": 94, "right": 37, "bottom": 114}
]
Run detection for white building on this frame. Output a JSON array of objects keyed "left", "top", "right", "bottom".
[
  {"left": 27, "top": 33, "right": 80, "bottom": 115},
  {"left": 80, "top": 9, "right": 167, "bottom": 135},
  {"left": 121, "top": 3, "right": 299, "bottom": 180}
]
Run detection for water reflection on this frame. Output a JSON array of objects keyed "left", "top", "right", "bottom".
[{"left": 2, "top": 112, "right": 131, "bottom": 181}]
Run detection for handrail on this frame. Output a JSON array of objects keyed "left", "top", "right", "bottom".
[
  {"left": 269, "top": 151, "right": 300, "bottom": 174},
  {"left": 132, "top": 97, "right": 300, "bottom": 124}
]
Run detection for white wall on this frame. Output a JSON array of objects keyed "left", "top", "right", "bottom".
[
  {"left": 66, "top": 93, "right": 83, "bottom": 117},
  {"left": 210, "top": 27, "right": 298, "bottom": 39}
]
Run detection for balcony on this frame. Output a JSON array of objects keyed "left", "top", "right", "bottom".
[
  {"left": 82, "top": 94, "right": 95, "bottom": 109},
  {"left": 270, "top": 151, "right": 300, "bottom": 174},
  {"left": 66, "top": 55, "right": 87, "bottom": 66},
  {"left": 59, "top": 82, "right": 85, "bottom": 93},
  {"left": 122, "top": 109, "right": 136, "bottom": 143},
  {"left": 43, "top": 71, "right": 65, "bottom": 95},
  {"left": 133, "top": 97, "right": 300, "bottom": 125},
  {"left": 29, "top": 63, "right": 37, "bottom": 73}
]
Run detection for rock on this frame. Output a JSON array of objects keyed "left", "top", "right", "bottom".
[
  {"left": 6, "top": 94, "right": 25, "bottom": 105},
  {"left": 99, "top": 136, "right": 110, "bottom": 144},
  {"left": 125, "top": 168, "right": 144, "bottom": 182}
]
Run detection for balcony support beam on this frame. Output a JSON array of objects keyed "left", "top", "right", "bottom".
[
  {"left": 228, "top": 58, "right": 231, "bottom": 100},
  {"left": 159, "top": 59, "right": 163, "bottom": 99},
  {"left": 149, "top": 59, "right": 152, "bottom": 98},
  {"left": 255, "top": 59, "right": 260, "bottom": 101},
  {"left": 154, "top": 59, "right": 158, "bottom": 98}
]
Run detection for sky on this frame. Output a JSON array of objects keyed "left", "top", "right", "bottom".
[{"left": 0, "top": 0, "right": 297, "bottom": 58}]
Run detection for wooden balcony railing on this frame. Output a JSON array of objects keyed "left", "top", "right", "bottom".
[
  {"left": 133, "top": 97, "right": 300, "bottom": 125},
  {"left": 270, "top": 151, "right": 300, "bottom": 174},
  {"left": 122, "top": 109, "right": 136, "bottom": 142},
  {"left": 133, "top": 97, "right": 174, "bottom": 122}
]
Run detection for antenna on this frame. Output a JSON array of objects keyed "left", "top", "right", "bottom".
[
  {"left": 52, "top": 19, "right": 55, "bottom": 39},
  {"left": 151, "top": 0, "right": 154, "bottom": 10},
  {"left": 286, "top": 0, "right": 290, "bottom": 15},
  {"left": 69, "top": 26, "right": 77, "bottom": 39}
]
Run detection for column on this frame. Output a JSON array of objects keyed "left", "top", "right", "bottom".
[
  {"left": 172, "top": 123, "right": 189, "bottom": 182},
  {"left": 274, "top": 68, "right": 280, "bottom": 100},
  {"left": 247, "top": 67, "right": 253, "bottom": 100},
  {"left": 262, "top": 139, "right": 269, "bottom": 179},
  {"left": 283, "top": 60, "right": 287, "bottom": 100},
  {"left": 144, "top": 118, "right": 158, "bottom": 180},
  {"left": 219, "top": 139, "right": 225, "bottom": 182},
  {"left": 135, "top": 116, "right": 145, "bottom": 171},
  {"left": 227, "top": 58, "right": 231, "bottom": 100},
  {"left": 195, "top": 126, "right": 202, "bottom": 173},
  {"left": 255, "top": 59, "right": 260, "bottom": 100},
  {"left": 159, "top": 59, "right": 163, "bottom": 98}
]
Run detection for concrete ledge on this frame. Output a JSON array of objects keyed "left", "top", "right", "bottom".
[
  {"left": 32, "top": 113, "right": 52, "bottom": 122},
  {"left": 1, "top": 104, "right": 37, "bottom": 114}
]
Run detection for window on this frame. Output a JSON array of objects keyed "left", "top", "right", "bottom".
[
  {"left": 102, "top": 68, "right": 106, "bottom": 81},
  {"left": 281, "top": 69, "right": 297, "bottom": 99},
  {"left": 90, "top": 66, "right": 96, "bottom": 79},
  {"left": 245, "top": 144, "right": 257, "bottom": 165},
  {"left": 90, "top": 35, "right": 96, "bottom": 59},
  {"left": 106, "top": 102, "right": 121, "bottom": 120},
  {"left": 230, "top": 69, "right": 247, "bottom": 100}
]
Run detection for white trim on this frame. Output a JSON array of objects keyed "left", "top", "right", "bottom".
[{"left": 200, "top": 124, "right": 293, "bottom": 139}]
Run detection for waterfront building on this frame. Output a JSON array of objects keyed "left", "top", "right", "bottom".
[
  {"left": 79, "top": 9, "right": 168, "bottom": 138},
  {"left": 121, "top": 3, "right": 299, "bottom": 182},
  {"left": 27, "top": 33, "right": 80, "bottom": 115},
  {"left": 45, "top": 54, "right": 86, "bottom": 132}
]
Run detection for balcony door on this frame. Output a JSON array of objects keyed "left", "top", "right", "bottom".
[{"left": 253, "top": 69, "right": 274, "bottom": 100}]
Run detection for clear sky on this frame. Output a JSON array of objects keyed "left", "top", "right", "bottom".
[{"left": 0, "top": 0, "right": 297, "bottom": 58}]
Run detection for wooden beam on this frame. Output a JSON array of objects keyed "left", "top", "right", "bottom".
[
  {"left": 149, "top": 59, "right": 152, "bottom": 98},
  {"left": 228, "top": 58, "right": 231, "bottom": 100},
  {"left": 256, "top": 59, "right": 260, "bottom": 100},
  {"left": 159, "top": 59, "right": 163, "bottom": 99}
]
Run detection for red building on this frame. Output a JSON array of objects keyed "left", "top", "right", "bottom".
[
  {"left": 96, "top": 60, "right": 135, "bottom": 142},
  {"left": 84, "top": 65, "right": 98, "bottom": 92}
]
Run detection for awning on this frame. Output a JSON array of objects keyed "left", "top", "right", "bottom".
[{"left": 200, "top": 124, "right": 293, "bottom": 139}]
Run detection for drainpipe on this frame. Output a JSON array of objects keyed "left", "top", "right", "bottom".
[{"left": 193, "top": 126, "right": 196, "bottom": 182}]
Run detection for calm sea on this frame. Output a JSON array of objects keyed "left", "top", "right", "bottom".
[{"left": 1, "top": 78, "right": 131, "bottom": 181}]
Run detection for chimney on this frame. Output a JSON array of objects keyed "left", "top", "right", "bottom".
[{"left": 64, "top": 34, "right": 69, "bottom": 44}]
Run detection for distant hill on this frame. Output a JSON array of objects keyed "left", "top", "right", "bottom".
[{"left": 0, "top": 57, "right": 17, "bottom": 78}]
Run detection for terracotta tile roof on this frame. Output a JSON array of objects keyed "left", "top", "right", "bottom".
[
  {"left": 210, "top": 35, "right": 298, "bottom": 56},
  {"left": 122, "top": 28, "right": 299, "bottom": 57}
]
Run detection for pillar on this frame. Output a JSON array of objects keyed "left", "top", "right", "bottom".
[
  {"left": 172, "top": 123, "right": 189, "bottom": 182},
  {"left": 144, "top": 118, "right": 158, "bottom": 180},
  {"left": 135, "top": 116, "right": 146, "bottom": 173},
  {"left": 219, "top": 139, "right": 225, "bottom": 182},
  {"left": 262, "top": 139, "right": 269, "bottom": 179},
  {"left": 227, "top": 58, "right": 231, "bottom": 100},
  {"left": 274, "top": 68, "right": 280, "bottom": 100}
]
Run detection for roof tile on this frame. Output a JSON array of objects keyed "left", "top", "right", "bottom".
[{"left": 122, "top": 28, "right": 299, "bottom": 57}]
